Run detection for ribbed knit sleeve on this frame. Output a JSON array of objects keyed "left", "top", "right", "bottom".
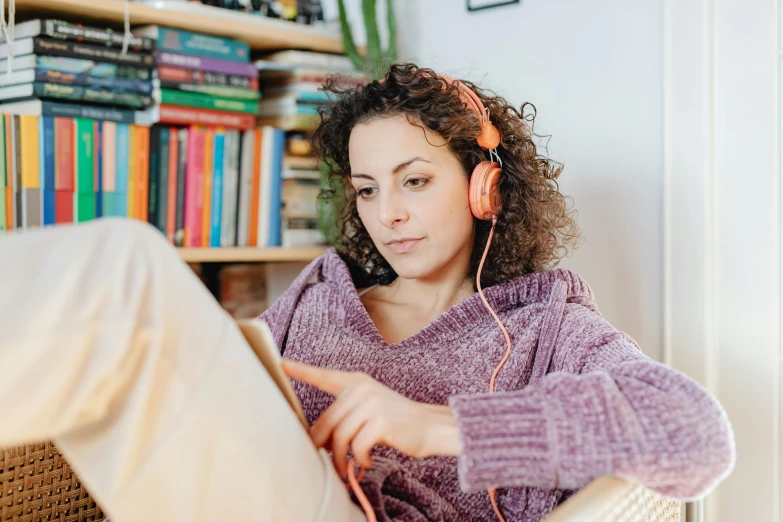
[{"left": 448, "top": 337, "right": 736, "bottom": 501}]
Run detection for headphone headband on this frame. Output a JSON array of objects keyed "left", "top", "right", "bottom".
[{"left": 379, "top": 70, "right": 502, "bottom": 150}]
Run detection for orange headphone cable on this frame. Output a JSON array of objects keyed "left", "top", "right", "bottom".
[{"left": 477, "top": 217, "right": 511, "bottom": 522}]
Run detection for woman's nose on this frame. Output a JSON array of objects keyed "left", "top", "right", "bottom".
[{"left": 376, "top": 189, "right": 408, "bottom": 228}]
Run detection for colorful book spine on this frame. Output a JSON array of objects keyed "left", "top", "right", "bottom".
[
  {"left": 73, "top": 117, "right": 95, "bottom": 222},
  {"left": 101, "top": 121, "right": 117, "bottom": 217},
  {"left": 154, "top": 51, "right": 256, "bottom": 77},
  {"left": 54, "top": 116, "right": 73, "bottom": 223},
  {"left": 147, "top": 125, "right": 161, "bottom": 226},
  {"left": 156, "top": 66, "right": 258, "bottom": 90},
  {"left": 138, "top": 26, "right": 247, "bottom": 62},
  {"left": 33, "top": 69, "right": 153, "bottom": 94},
  {"left": 166, "top": 128, "right": 178, "bottom": 243},
  {"left": 210, "top": 132, "right": 225, "bottom": 247},
  {"left": 31, "top": 83, "right": 151, "bottom": 109},
  {"left": 248, "top": 128, "right": 262, "bottom": 247},
  {"left": 236, "top": 129, "right": 254, "bottom": 247},
  {"left": 156, "top": 127, "right": 170, "bottom": 233},
  {"left": 115, "top": 123, "right": 129, "bottom": 217},
  {"left": 4, "top": 115, "right": 12, "bottom": 229},
  {"left": 0, "top": 116, "right": 6, "bottom": 231},
  {"left": 202, "top": 129, "right": 214, "bottom": 246},
  {"left": 136, "top": 125, "right": 150, "bottom": 220},
  {"left": 41, "top": 19, "right": 156, "bottom": 51},
  {"left": 19, "top": 115, "right": 41, "bottom": 229},
  {"left": 156, "top": 80, "right": 259, "bottom": 100},
  {"left": 32, "top": 38, "right": 156, "bottom": 68},
  {"left": 94, "top": 121, "right": 102, "bottom": 218},
  {"left": 157, "top": 89, "right": 257, "bottom": 114},
  {"left": 221, "top": 130, "right": 237, "bottom": 247},
  {"left": 34, "top": 56, "right": 152, "bottom": 81},
  {"left": 41, "top": 116, "right": 55, "bottom": 225},
  {"left": 41, "top": 101, "right": 138, "bottom": 124},
  {"left": 174, "top": 128, "right": 188, "bottom": 247},
  {"left": 157, "top": 104, "right": 255, "bottom": 130},
  {"left": 268, "top": 129, "right": 284, "bottom": 247},
  {"left": 184, "top": 127, "right": 204, "bottom": 247},
  {"left": 11, "top": 116, "right": 20, "bottom": 228},
  {"left": 127, "top": 126, "right": 136, "bottom": 219}
]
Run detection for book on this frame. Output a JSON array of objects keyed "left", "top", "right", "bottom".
[
  {"left": 157, "top": 65, "right": 258, "bottom": 90},
  {"left": 155, "top": 51, "right": 256, "bottom": 77},
  {"left": 134, "top": 26, "right": 248, "bottom": 62},
  {"left": 210, "top": 131, "right": 225, "bottom": 247},
  {"left": 0, "top": 116, "right": 5, "bottom": 231},
  {"left": 235, "top": 318, "right": 308, "bottom": 430},
  {"left": 258, "top": 50, "right": 356, "bottom": 73},
  {"left": 0, "top": 82, "right": 152, "bottom": 109},
  {"left": 155, "top": 79, "right": 259, "bottom": 100},
  {"left": 0, "top": 99, "right": 139, "bottom": 124},
  {"left": 0, "top": 68, "right": 152, "bottom": 94},
  {"left": 73, "top": 117, "right": 95, "bottom": 222},
  {"left": 268, "top": 129, "right": 284, "bottom": 247},
  {"left": 14, "top": 19, "right": 155, "bottom": 52},
  {"left": 166, "top": 127, "right": 178, "bottom": 243},
  {"left": 152, "top": 104, "right": 256, "bottom": 130},
  {"left": 0, "top": 38, "right": 156, "bottom": 69},
  {"left": 0, "top": 55, "right": 152, "bottom": 81},
  {"left": 184, "top": 127, "right": 204, "bottom": 247},
  {"left": 236, "top": 129, "right": 255, "bottom": 247},
  {"left": 174, "top": 127, "right": 188, "bottom": 247},
  {"left": 156, "top": 88, "right": 258, "bottom": 114}
]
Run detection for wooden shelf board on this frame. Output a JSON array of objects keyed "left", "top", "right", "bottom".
[
  {"left": 178, "top": 246, "right": 327, "bottom": 263},
  {"left": 13, "top": 0, "right": 346, "bottom": 53}
]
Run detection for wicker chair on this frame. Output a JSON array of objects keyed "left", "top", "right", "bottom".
[
  {"left": 3, "top": 446, "right": 681, "bottom": 522},
  {"left": 543, "top": 476, "right": 682, "bottom": 522},
  {"left": 0, "top": 442, "right": 104, "bottom": 522}
]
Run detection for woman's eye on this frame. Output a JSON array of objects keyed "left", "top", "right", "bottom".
[
  {"left": 406, "top": 178, "right": 429, "bottom": 189},
  {"left": 357, "top": 187, "right": 376, "bottom": 199}
]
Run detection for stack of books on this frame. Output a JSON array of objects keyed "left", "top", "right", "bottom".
[
  {"left": 280, "top": 134, "right": 324, "bottom": 248},
  {"left": 255, "top": 49, "right": 365, "bottom": 128},
  {"left": 134, "top": 26, "right": 260, "bottom": 130},
  {"left": 0, "top": 19, "right": 156, "bottom": 120}
]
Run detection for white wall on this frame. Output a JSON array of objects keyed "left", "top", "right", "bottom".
[
  {"left": 665, "top": 0, "right": 781, "bottom": 520},
  {"left": 341, "top": 0, "right": 665, "bottom": 360}
]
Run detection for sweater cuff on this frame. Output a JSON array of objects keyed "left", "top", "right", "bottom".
[{"left": 448, "top": 387, "right": 559, "bottom": 493}]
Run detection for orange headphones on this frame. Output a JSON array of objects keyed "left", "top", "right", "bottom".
[{"left": 348, "top": 72, "right": 511, "bottom": 522}]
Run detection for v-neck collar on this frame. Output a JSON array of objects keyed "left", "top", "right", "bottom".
[{"left": 318, "top": 248, "right": 598, "bottom": 349}]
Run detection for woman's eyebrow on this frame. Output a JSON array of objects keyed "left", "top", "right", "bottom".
[{"left": 352, "top": 157, "right": 432, "bottom": 180}]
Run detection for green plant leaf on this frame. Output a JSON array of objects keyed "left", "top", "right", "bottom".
[
  {"left": 337, "top": 0, "right": 364, "bottom": 71},
  {"left": 384, "top": 0, "right": 397, "bottom": 65},
  {"left": 362, "top": 0, "right": 382, "bottom": 78}
]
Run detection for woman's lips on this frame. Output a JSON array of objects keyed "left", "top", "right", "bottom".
[{"left": 386, "top": 238, "right": 423, "bottom": 254}]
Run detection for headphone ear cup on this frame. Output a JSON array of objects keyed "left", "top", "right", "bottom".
[{"left": 469, "top": 160, "right": 502, "bottom": 220}]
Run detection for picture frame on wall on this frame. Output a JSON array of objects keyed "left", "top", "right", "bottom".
[{"left": 466, "top": 0, "right": 520, "bottom": 12}]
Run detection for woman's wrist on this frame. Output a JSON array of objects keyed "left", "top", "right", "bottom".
[{"left": 421, "top": 404, "right": 463, "bottom": 458}]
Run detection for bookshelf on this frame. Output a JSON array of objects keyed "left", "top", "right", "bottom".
[
  {"left": 178, "top": 246, "right": 327, "bottom": 263},
  {"left": 12, "top": 0, "right": 348, "bottom": 53}
]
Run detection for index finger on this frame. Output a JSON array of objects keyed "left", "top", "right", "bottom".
[{"left": 281, "top": 360, "right": 352, "bottom": 396}]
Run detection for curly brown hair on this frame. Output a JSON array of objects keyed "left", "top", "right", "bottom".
[{"left": 312, "top": 63, "right": 581, "bottom": 289}]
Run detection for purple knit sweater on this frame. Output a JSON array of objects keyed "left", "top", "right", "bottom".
[{"left": 259, "top": 248, "right": 735, "bottom": 522}]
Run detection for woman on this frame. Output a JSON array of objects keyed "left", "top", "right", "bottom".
[{"left": 264, "top": 63, "right": 736, "bottom": 521}]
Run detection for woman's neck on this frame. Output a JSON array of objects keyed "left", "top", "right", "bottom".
[{"left": 381, "top": 250, "right": 476, "bottom": 318}]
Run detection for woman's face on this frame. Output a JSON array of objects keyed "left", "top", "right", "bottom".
[{"left": 348, "top": 114, "right": 475, "bottom": 281}]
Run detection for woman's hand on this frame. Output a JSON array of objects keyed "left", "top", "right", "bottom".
[{"left": 282, "top": 360, "right": 462, "bottom": 479}]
